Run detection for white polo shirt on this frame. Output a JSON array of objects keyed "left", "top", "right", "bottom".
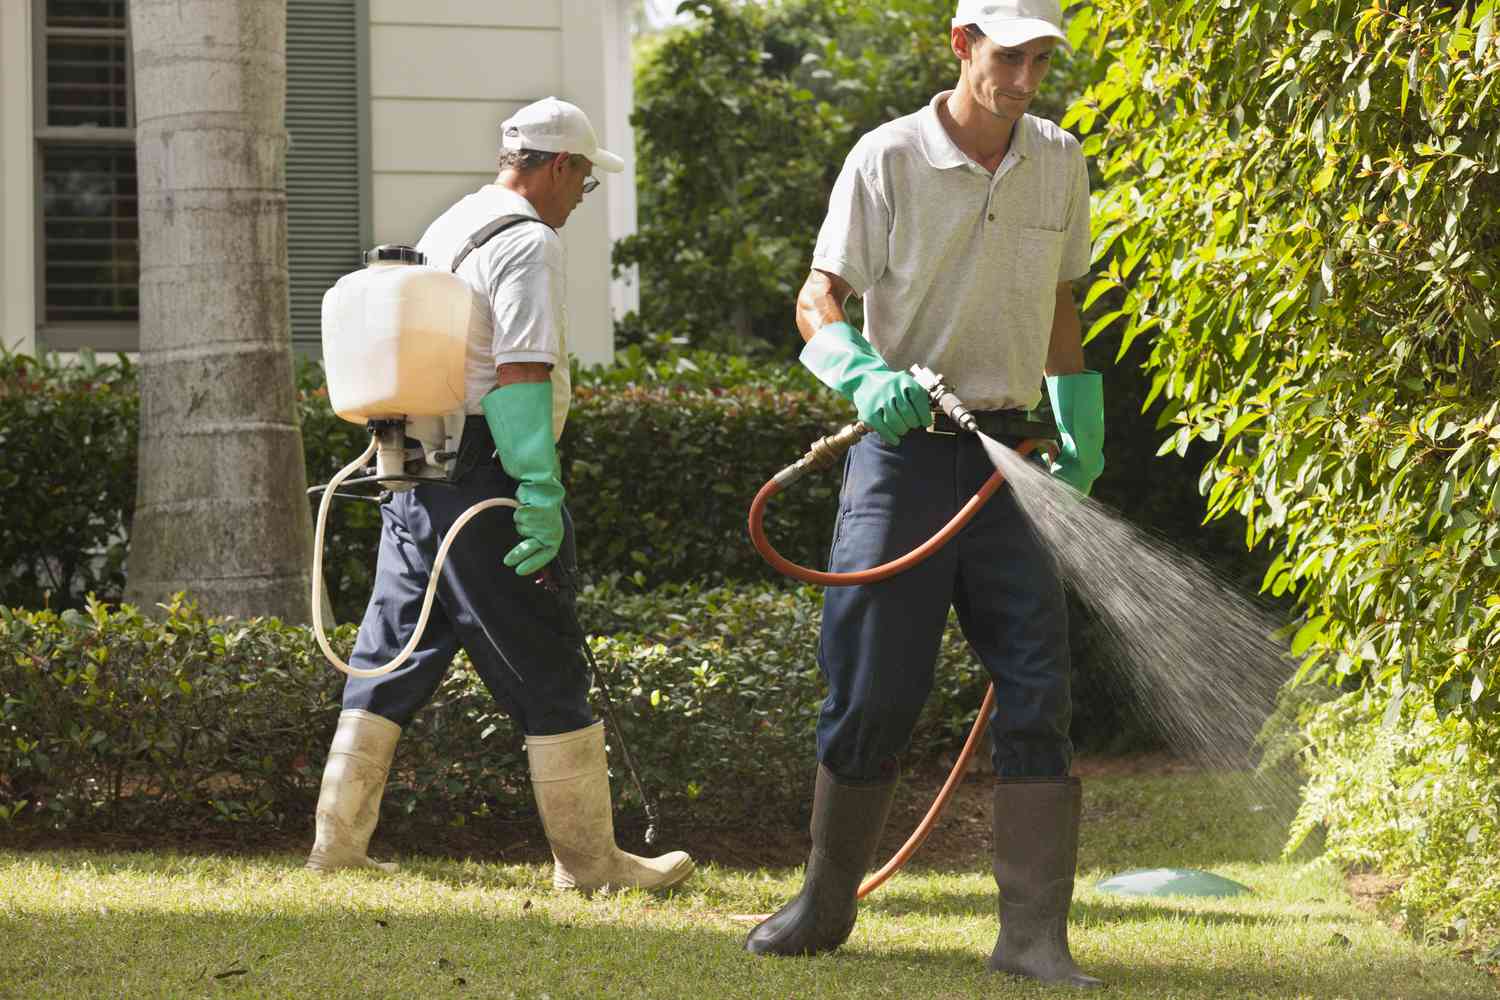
[
  {"left": 415, "top": 185, "right": 571, "bottom": 440},
  {"left": 811, "top": 91, "right": 1091, "bottom": 411}
]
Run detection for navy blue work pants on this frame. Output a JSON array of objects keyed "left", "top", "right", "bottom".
[
  {"left": 816, "top": 429, "right": 1073, "bottom": 781},
  {"left": 340, "top": 422, "right": 594, "bottom": 737}
]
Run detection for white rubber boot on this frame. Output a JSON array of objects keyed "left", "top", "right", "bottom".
[
  {"left": 526, "top": 721, "right": 694, "bottom": 893},
  {"left": 306, "top": 710, "right": 401, "bottom": 874}
]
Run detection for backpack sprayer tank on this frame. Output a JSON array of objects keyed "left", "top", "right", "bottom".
[{"left": 320, "top": 244, "right": 473, "bottom": 487}]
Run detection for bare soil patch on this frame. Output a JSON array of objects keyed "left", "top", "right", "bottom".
[{"left": 0, "top": 752, "right": 1197, "bottom": 873}]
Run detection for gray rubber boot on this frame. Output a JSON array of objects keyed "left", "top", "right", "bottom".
[
  {"left": 526, "top": 721, "right": 694, "bottom": 893},
  {"left": 306, "top": 710, "right": 401, "bottom": 874},
  {"left": 745, "top": 765, "right": 897, "bottom": 957},
  {"left": 988, "top": 777, "right": 1103, "bottom": 988}
]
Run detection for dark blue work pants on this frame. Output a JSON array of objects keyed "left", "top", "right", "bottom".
[
  {"left": 340, "top": 421, "right": 594, "bottom": 736},
  {"left": 816, "top": 429, "right": 1073, "bottom": 781}
]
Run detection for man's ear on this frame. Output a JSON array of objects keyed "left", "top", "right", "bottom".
[
  {"left": 550, "top": 152, "right": 573, "bottom": 182},
  {"left": 951, "top": 25, "right": 972, "bottom": 61}
]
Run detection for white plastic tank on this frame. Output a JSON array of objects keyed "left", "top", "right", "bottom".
[{"left": 321, "top": 244, "right": 473, "bottom": 426}]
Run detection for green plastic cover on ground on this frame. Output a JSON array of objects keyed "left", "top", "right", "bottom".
[{"left": 1095, "top": 868, "right": 1252, "bottom": 898}]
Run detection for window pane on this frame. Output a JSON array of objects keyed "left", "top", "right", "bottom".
[
  {"left": 47, "top": 0, "right": 127, "bottom": 30},
  {"left": 41, "top": 145, "right": 139, "bottom": 323},
  {"left": 47, "top": 35, "right": 130, "bottom": 128}
]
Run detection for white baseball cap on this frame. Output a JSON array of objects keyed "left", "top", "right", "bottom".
[
  {"left": 500, "top": 97, "right": 625, "bottom": 174},
  {"left": 952, "top": 0, "right": 1070, "bottom": 51}
]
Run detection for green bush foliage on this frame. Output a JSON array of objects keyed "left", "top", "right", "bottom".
[
  {"left": 0, "top": 352, "right": 850, "bottom": 617},
  {"left": 0, "top": 350, "right": 1166, "bottom": 753},
  {"left": 1289, "top": 690, "right": 1500, "bottom": 948},
  {"left": 562, "top": 380, "right": 846, "bottom": 590},
  {"left": 0, "top": 586, "right": 1007, "bottom": 835},
  {"left": 0, "top": 350, "right": 137, "bottom": 610},
  {"left": 1074, "top": 0, "right": 1500, "bottom": 941}
]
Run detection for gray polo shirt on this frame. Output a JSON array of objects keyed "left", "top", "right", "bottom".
[{"left": 811, "top": 91, "right": 1091, "bottom": 411}]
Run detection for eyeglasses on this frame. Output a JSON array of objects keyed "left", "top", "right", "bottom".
[{"left": 582, "top": 176, "right": 599, "bottom": 195}]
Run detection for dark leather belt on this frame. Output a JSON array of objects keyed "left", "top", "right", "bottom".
[{"left": 927, "top": 407, "right": 1054, "bottom": 440}]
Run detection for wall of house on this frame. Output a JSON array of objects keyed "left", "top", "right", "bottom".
[
  {"left": 367, "top": 0, "right": 635, "bottom": 367},
  {"left": 0, "top": 0, "right": 37, "bottom": 355},
  {"left": 3, "top": 0, "right": 636, "bottom": 366}
]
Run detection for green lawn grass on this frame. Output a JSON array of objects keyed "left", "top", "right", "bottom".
[{"left": 1, "top": 773, "right": 1492, "bottom": 999}]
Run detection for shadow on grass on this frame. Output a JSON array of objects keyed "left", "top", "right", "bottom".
[
  {"left": 861, "top": 885, "right": 1318, "bottom": 931},
  {"left": 873, "top": 939, "right": 1480, "bottom": 1000}
]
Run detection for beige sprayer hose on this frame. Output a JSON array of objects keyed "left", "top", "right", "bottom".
[{"left": 311, "top": 433, "right": 518, "bottom": 679}]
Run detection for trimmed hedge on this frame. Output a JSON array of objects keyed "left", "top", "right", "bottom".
[
  {"left": 2, "top": 350, "right": 850, "bottom": 619},
  {"left": 298, "top": 355, "right": 857, "bottom": 619},
  {"left": 0, "top": 585, "right": 999, "bottom": 836},
  {"left": 1, "top": 348, "right": 1166, "bottom": 754},
  {"left": 0, "top": 351, "right": 137, "bottom": 611}
]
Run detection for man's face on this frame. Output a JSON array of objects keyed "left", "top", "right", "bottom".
[
  {"left": 959, "top": 30, "right": 1056, "bottom": 121},
  {"left": 552, "top": 154, "right": 597, "bottom": 227}
]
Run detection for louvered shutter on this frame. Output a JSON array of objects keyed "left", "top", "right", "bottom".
[{"left": 286, "top": 0, "right": 366, "bottom": 355}]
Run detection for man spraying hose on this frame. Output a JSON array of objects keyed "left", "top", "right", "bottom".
[
  {"left": 745, "top": 1, "right": 1105, "bottom": 987},
  {"left": 305, "top": 98, "right": 694, "bottom": 894}
]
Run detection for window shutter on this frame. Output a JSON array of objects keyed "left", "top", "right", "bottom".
[{"left": 285, "top": 0, "right": 365, "bottom": 355}]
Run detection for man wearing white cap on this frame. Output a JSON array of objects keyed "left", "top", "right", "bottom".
[
  {"left": 746, "top": 2, "right": 1104, "bottom": 987},
  {"left": 307, "top": 97, "right": 695, "bottom": 896}
]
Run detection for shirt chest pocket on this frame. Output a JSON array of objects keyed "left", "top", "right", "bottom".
[{"left": 999, "top": 226, "right": 1066, "bottom": 288}]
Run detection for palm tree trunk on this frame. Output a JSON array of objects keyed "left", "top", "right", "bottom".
[{"left": 125, "top": 0, "right": 313, "bottom": 622}]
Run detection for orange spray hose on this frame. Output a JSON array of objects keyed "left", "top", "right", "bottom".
[{"left": 747, "top": 433, "right": 1046, "bottom": 899}]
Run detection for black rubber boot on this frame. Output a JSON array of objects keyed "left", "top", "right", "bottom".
[
  {"left": 988, "top": 777, "right": 1104, "bottom": 989},
  {"left": 745, "top": 765, "right": 897, "bottom": 957}
]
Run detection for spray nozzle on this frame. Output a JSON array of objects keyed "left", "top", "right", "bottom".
[{"left": 908, "top": 364, "right": 979, "bottom": 435}]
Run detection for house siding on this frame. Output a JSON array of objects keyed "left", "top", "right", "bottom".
[{"left": 367, "top": 0, "right": 633, "bottom": 366}]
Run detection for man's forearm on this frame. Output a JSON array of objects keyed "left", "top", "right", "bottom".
[
  {"left": 1044, "top": 283, "right": 1086, "bottom": 377},
  {"left": 796, "top": 269, "right": 855, "bottom": 343},
  {"left": 496, "top": 361, "right": 552, "bottom": 387}
]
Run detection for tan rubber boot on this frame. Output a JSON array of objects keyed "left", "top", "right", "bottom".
[
  {"left": 305, "top": 710, "right": 401, "bottom": 874},
  {"left": 526, "top": 721, "right": 694, "bottom": 893}
]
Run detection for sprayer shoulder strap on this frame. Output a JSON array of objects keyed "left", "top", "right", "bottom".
[{"left": 450, "top": 213, "right": 551, "bottom": 273}]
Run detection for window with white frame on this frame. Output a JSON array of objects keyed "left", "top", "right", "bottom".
[
  {"left": 32, "top": 0, "right": 367, "bottom": 355},
  {"left": 35, "top": 0, "right": 140, "bottom": 346}
]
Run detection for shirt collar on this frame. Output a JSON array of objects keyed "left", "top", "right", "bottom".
[
  {"left": 482, "top": 183, "right": 542, "bottom": 220},
  {"left": 917, "top": 91, "right": 1035, "bottom": 171}
]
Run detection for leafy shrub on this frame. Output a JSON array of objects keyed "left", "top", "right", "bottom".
[
  {"left": 1075, "top": 0, "right": 1500, "bottom": 943},
  {"left": 0, "top": 349, "right": 137, "bottom": 610},
  {"left": 0, "top": 349, "right": 1166, "bottom": 753},
  {"left": 562, "top": 381, "right": 848, "bottom": 589},
  {"left": 1076, "top": 0, "right": 1500, "bottom": 732},
  {"left": 1288, "top": 689, "right": 1500, "bottom": 951},
  {"left": 0, "top": 584, "right": 1080, "bottom": 836},
  {"left": 0, "top": 352, "right": 851, "bottom": 617}
]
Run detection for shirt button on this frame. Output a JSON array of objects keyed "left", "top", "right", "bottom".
[{"left": 987, "top": 214, "right": 995, "bottom": 221}]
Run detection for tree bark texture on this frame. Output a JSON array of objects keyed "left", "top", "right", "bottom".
[{"left": 125, "top": 0, "right": 313, "bottom": 622}]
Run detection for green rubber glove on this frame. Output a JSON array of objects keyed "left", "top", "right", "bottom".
[
  {"left": 1045, "top": 371, "right": 1105, "bottom": 496},
  {"left": 481, "top": 382, "right": 565, "bottom": 576},
  {"left": 799, "top": 321, "right": 932, "bottom": 445}
]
